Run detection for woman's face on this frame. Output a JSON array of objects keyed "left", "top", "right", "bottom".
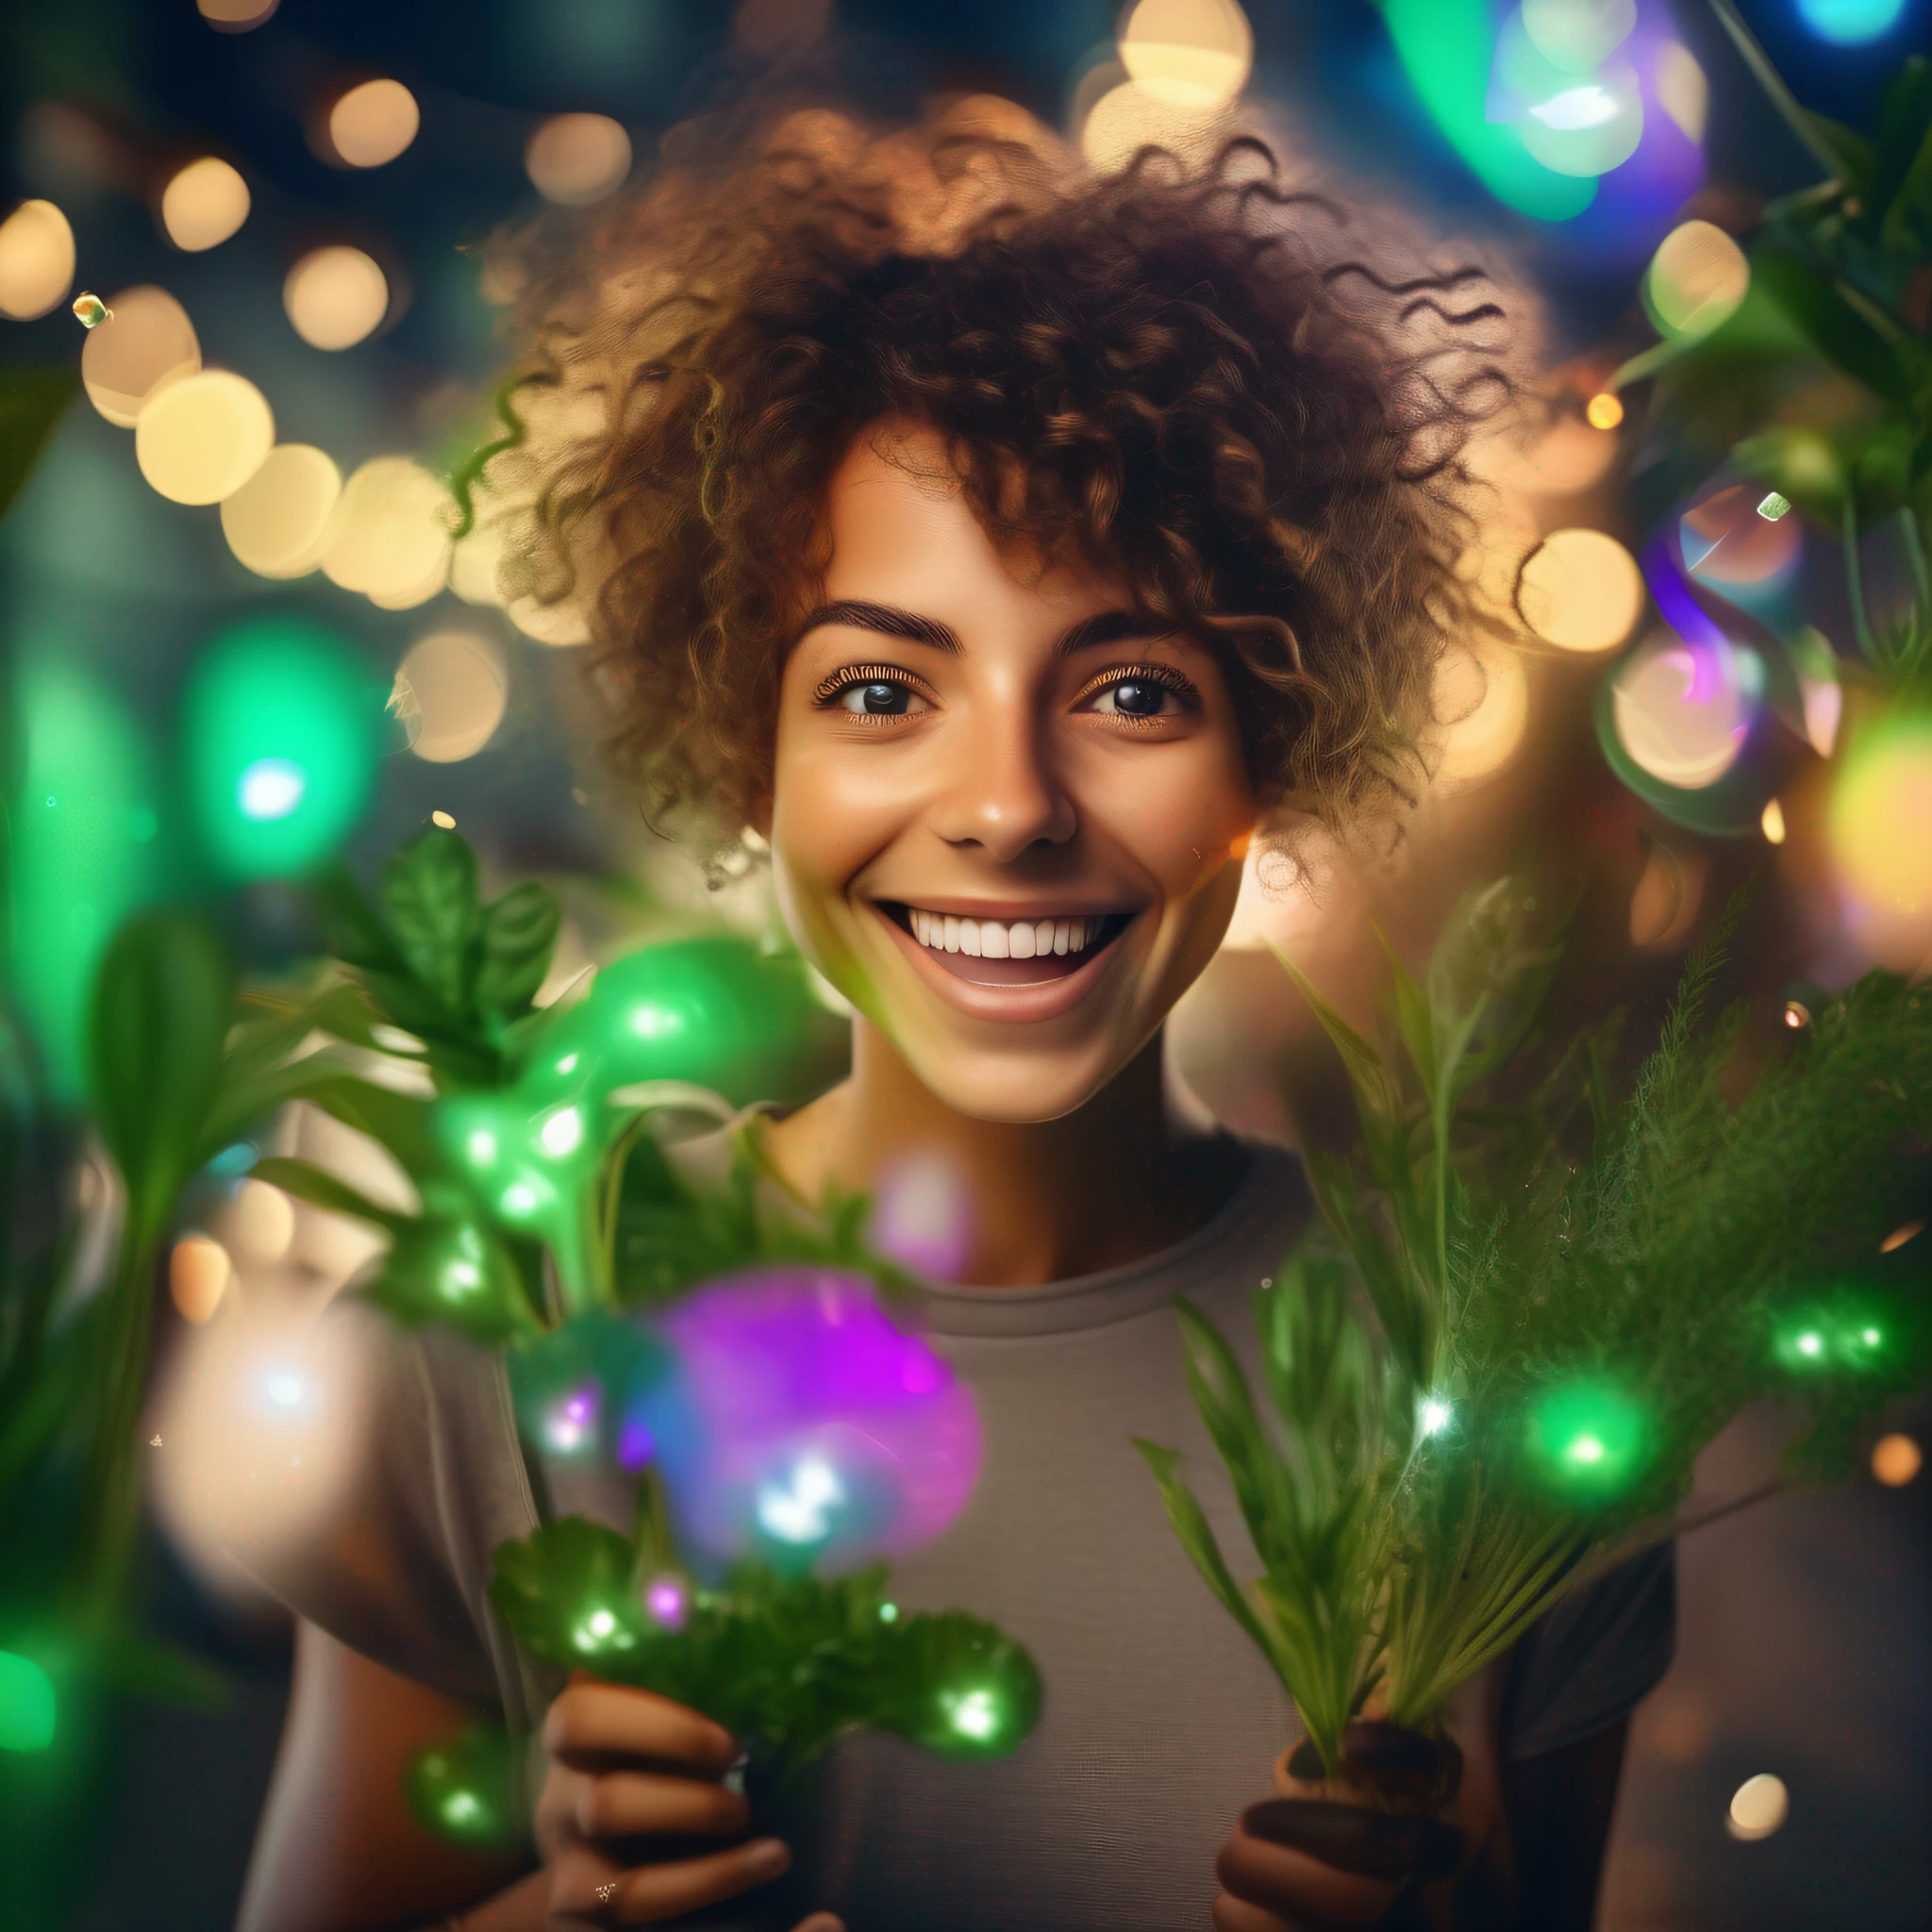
[{"left": 767, "top": 425, "right": 1257, "bottom": 1124}]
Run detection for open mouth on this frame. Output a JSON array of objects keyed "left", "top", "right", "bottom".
[{"left": 878, "top": 903, "right": 1137, "bottom": 986}]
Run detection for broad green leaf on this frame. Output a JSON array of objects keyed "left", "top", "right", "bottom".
[
  {"left": 87, "top": 910, "right": 234, "bottom": 1254},
  {"left": 1755, "top": 253, "right": 1910, "bottom": 408},
  {"left": 249, "top": 1156, "right": 411, "bottom": 1233},
  {"left": 292, "top": 1071, "right": 440, "bottom": 1175},
  {"left": 475, "top": 880, "right": 560, "bottom": 1024},
  {"left": 317, "top": 861, "right": 402, "bottom": 974},
  {"left": 382, "top": 829, "right": 480, "bottom": 1016}
]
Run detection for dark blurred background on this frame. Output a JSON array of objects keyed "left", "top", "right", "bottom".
[{"left": 3, "top": 2, "right": 1929, "bottom": 1927}]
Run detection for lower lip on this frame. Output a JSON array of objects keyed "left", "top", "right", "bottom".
[{"left": 872, "top": 908, "right": 1136, "bottom": 1024}]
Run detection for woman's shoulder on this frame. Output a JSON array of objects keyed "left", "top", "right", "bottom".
[{"left": 225, "top": 1296, "right": 542, "bottom": 1718}]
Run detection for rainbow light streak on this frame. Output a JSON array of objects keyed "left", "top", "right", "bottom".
[{"left": 633, "top": 1269, "right": 981, "bottom": 1575}]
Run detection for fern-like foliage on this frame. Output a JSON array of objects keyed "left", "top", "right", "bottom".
[{"left": 1146, "top": 882, "right": 1932, "bottom": 1774}]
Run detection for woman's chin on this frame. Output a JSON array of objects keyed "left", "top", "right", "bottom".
[{"left": 888, "top": 1032, "right": 1126, "bottom": 1125}]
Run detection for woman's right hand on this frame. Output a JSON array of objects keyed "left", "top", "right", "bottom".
[{"left": 534, "top": 1674, "right": 841, "bottom": 1931}]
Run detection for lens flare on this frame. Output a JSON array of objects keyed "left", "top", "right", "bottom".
[
  {"left": 1727, "top": 1773, "right": 1789, "bottom": 1840},
  {"left": 0, "top": 200, "right": 75, "bottom": 319},
  {"left": 631, "top": 1269, "right": 982, "bottom": 1574},
  {"left": 1117, "top": 0, "right": 1254, "bottom": 108},
  {"left": 150, "top": 1298, "right": 377, "bottom": 1589},
  {"left": 284, "top": 246, "right": 389, "bottom": 351},
  {"left": 1872, "top": 1433, "right": 1922, "bottom": 1486},
  {"left": 391, "top": 631, "right": 508, "bottom": 763},
  {"left": 135, "top": 369, "right": 274, "bottom": 505},
  {"left": 1518, "top": 528, "right": 1645, "bottom": 653},
  {"left": 81, "top": 285, "right": 201, "bottom": 426},
  {"left": 1680, "top": 484, "right": 1802, "bottom": 595},
  {"left": 327, "top": 80, "right": 420, "bottom": 169},
  {"left": 323, "top": 458, "right": 452, "bottom": 605},
  {"left": 1828, "top": 717, "right": 1932, "bottom": 917},
  {"left": 525, "top": 114, "right": 632, "bottom": 206},
  {"left": 1646, "top": 220, "right": 1748, "bottom": 339},
  {"left": 1525, "top": 1379, "right": 1646, "bottom": 1498},
  {"left": 0, "top": 1651, "right": 56, "bottom": 1753},
  {"left": 184, "top": 616, "right": 381, "bottom": 879},
  {"left": 1796, "top": 0, "right": 1906, "bottom": 44},
  {"left": 159, "top": 158, "right": 250, "bottom": 252},
  {"left": 868, "top": 1152, "right": 974, "bottom": 1280},
  {"left": 221, "top": 443, "right": 343, "bottom": 579}
]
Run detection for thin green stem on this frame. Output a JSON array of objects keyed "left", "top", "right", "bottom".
[
  {"left": 68, "top": 1222, "right": 160, "bottom": 1624},
  {"left": 1607, "top": 337, "right": 1683, "bottom": 393},
  {"left": 1705, "top": 0, "right": 1846, "bottom": 181},
  {"left": 1843, "top": 499, "right": 1876, "bottom": 660},
  {"left": 1899, "top": 507, "right": 1931, "bottom": 620}
]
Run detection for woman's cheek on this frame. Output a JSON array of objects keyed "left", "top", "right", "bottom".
[{"left": 1097, "top": 743, "right": 1256, "bottom": 903}]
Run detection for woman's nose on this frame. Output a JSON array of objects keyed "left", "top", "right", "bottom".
[{"left": 929, "top": 716, "right": 1076, "bottom": 862}]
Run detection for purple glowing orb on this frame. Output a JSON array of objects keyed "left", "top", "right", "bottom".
[{"left": 636, "top": 1268, "right": 980, "bottom": 1574}]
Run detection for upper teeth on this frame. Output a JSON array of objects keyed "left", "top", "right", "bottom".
[{"left": 908, "top": 909, "right": 1106, "bottom": 959}]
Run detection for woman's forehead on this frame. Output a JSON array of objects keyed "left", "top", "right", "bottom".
[{"left": 821, "top": 427, "right": 1131, "bottom": 624}]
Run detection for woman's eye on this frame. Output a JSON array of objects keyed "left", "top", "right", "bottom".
[
  {"left": 1089, "top": 676, "right": 1178, "bottom": 719},
  {"left": 837, "top": 680, "right": 918, "bottom": 716}
]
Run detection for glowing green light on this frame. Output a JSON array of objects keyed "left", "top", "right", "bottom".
[
  {"left": 466, "top": 1129, "right": 498, "bottom": 1167},
  {"left": 570, "top": 1603, "right": 639, "bottom": 1656},
  {"left": 10, "top": 658, "right": 158, "bottom": 1099},
  {"left": 1777, "top": 1307, "right": 1892, "bottom": 1372},
  {"left": 558, "top": 937, "right": 822, "bottom": 1107},
  {"left": 1382, "top": 0, "right": 1597, "bottom": 221},
  {"left": 1757, "top": 491, "right": 1791, "bottom": 522},
  {"left": 1418, "top": 1395, "right": 1456, "bottom": 1439},
  {"left": 0, "top": 1650, "right": 56, "bottom": 1753},
  {"left": 947, "top": 1688, "right": 999, "bottom": 1740},
  {"left": 538, "top": 1106, "right": 583, "bottom": 1158},
  {"left": 500, "top": 1178, "right": 544, "bottom": 1219},
  {"left": 1526, "top": 1380, "right": 1647, "bottom": 1498},
  {"left": 878, "top": 1602, "right": 899, "bottom": 1624},
  {"left": 441, "top": 1790, "right": 483, "bottom": 1827},
  {"left": 183, "top": 616, "right": 383, "bottom": 880}
]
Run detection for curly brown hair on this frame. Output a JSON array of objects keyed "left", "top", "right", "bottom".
[{"left": 475, "top": 95, "right": 1514, "bottom": 858}]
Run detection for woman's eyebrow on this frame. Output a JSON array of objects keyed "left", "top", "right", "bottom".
[
  {"left": 1055, "top": 610, "right": 1186, "bottom": 655},
  {"left": 796, "top": 600, "right": 960, "bottom": 652}
]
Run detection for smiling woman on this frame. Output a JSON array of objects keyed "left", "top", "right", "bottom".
[
  {"left": 767, "top": 425, "right": 1254, "bottom": 1124},
  {"left": 237, "top": 88, "right": 1671, "bottom": 1932}
]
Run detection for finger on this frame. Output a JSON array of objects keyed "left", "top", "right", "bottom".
[
  {"left": 610, "top": 1839, "right": 791, "bottom": 1924},
  {"left": 544, "top": 1678, "right": 739, "bottom": 1775},
  {"left": 576, "top": 1770, "right": 750, "bottom": 1840},
  {"left": 1211, "top": 1892, "right": 1303, "bottom": 1932},
  {"left": 1217, "top": 1828, "right": 1398, "bottom": 1926}
]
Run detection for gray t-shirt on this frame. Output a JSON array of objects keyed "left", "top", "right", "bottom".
[{"left": 247, "top": 1139, "right": 1672, "bottom": 1932}]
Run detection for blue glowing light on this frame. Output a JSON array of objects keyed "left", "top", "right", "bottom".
[{"left": 1796, "top": 0, "right": 1907, "bottom": 45}]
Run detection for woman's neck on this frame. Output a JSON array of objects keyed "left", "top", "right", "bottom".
[{"left": 758, "top": 1018, "right": 1248, "bottom": 1289}]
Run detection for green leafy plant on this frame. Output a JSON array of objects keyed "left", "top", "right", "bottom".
[
  {"left": 170, "top": 827, "right": 1041, "bottom": 1822},
  {"left": 1142, "top": 883, "right": 1931, "bottom": 1777},
  {"left": 491, "top": 1513, "right": 1041, "bottom": 1778}
]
